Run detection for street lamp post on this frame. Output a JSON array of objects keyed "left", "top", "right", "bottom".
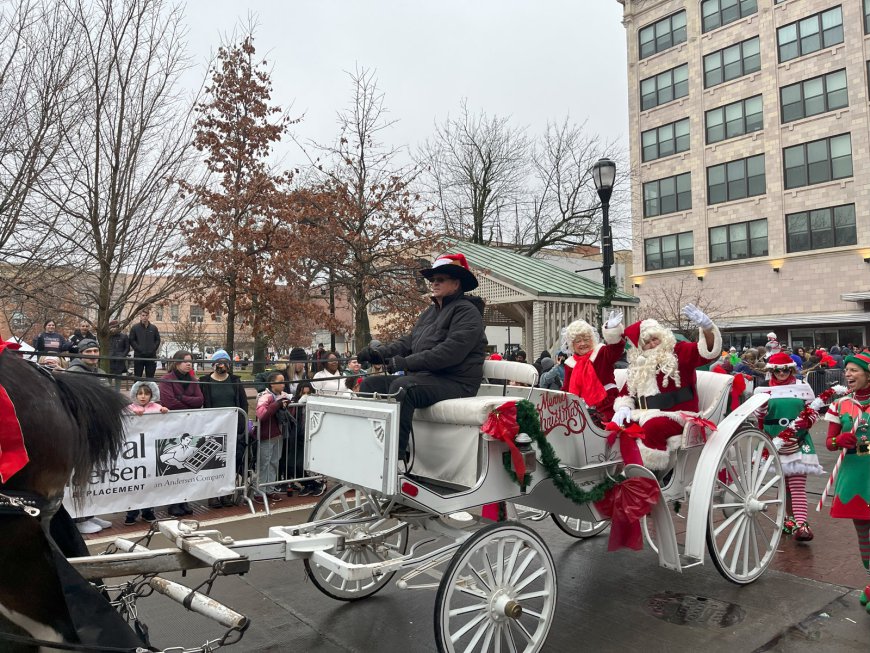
[{"left": 592, "top": 157, "right": 617, "bottom": 307}]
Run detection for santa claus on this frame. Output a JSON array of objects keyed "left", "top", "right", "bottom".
[
  {"left": 562, "top": 309, "right": 625, "bottom": 424},
  {"left": 612, "top": 304, "right": 722, "bottom": 469}
]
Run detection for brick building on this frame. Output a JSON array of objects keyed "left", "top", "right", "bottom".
[{"left": 618, "top": 0, "right": 870, "bottom": 350}]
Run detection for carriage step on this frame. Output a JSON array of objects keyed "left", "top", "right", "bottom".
[{"left": 401, "top": 473, "right": 470, "bottom": 497}]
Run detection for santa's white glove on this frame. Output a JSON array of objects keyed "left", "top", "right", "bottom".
[
  {"left": 681, "top": 303, "right": 713, "bottom": 330},
  {"left": 604, "top": 309, "right": 623, "bottom": 329},
  {"left": 613, "top": 405, "right": 632, "bottom": 428}
]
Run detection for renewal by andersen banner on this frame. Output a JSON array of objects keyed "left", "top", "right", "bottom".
[{"left": 64, "top": 408, "right": 239, "bottom": 517}]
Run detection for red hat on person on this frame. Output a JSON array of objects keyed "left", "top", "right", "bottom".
[
  {"left": 623, "top": 319, "right": 673, "bottom": 350},
  {"left": 765, "top": 352, "right": 796, "bottom": 369},
  {"left": 488, "top": 353, "right": 503, "bottom": 361},
  {"left": 421, "top": 253, "right": 479, "bottom": 291}
]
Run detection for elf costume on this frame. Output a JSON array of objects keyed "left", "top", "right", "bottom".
[
  {"left": 824, "top": 351, "right": 870, "bottom": 613},
  {"left": 753, "top": 352, "right": 823, "bottom": 542}
]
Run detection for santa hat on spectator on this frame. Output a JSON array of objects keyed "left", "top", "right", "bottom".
[
  {"left": 421, "top": 253, "right": 478, "bottom": 291},
  {"left": 765, "top": 352, "right": 796, "bottom": 369},
  {"left": 488, "top": 353, "right": 503, "bottom": 361}
]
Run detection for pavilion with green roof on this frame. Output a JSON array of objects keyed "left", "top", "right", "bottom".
[{"left": 443, "top": 238, "right": 639, "bottom": 356}]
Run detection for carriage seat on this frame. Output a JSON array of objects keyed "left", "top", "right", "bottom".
[
  {"left": 414, "top": 360, "right": 539, "bottom": 426},
  {"left": 613, "top": 369, "right": 734, "bottom": 425}
]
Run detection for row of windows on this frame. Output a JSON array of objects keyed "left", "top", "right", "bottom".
[
  {"left": 641, "top": 118, "right": 690, "bottom": 162},
  {"left": 643, "top": 203, "right": 858, "bottom": 271},
  {"left": 642, "top": 132, "right": 853, "bottom": 217},
  {"left": 701, "top": 0, "right": 757, "bottom": 34},
  {"left": 640, "top": 5, "right": 846, "bottom": 109}
]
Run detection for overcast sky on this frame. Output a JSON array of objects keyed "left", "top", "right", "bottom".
[{"left": 180, "top": 1, "right": 630, "bottom": 165}]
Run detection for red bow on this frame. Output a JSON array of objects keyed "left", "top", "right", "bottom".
[
  {"left": 594, "top": 476, "right": 660, "bottom": 551},
  {"left": 603, "top": 421, "right": 645, "bottom": 467},
  {"left": 0, "top": 342, "right": 28, "bottom": 482},
  {"left": 482, "top": 402, "right": 526, "bottom": 482}
]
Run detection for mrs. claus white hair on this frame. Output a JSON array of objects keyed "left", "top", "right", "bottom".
[{"left": 565, "top": 319, "right": 599, "bottom": 346}]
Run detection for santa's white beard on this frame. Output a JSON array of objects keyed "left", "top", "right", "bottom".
[{"left": 627, "top": 345, "right": 681, "bottom": 397}]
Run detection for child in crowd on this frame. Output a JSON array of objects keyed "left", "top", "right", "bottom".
[{"left": 124, "top": 381, "right": 167, "bottom": 524}]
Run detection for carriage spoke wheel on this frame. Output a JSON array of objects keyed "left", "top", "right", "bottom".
[
  {"left": 434, "top": 522, "right": 557, "bottom": 653},
  {"left": 706, "top": 429, "right": 785, "bottom": 585},
  {"left": 551, "top": 513, "right": 610, "bottom": 539},
  {"left": 303, "top": 484, "right": 408, "bottom": 601}
]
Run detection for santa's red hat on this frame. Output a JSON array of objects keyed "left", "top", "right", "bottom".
[
  {"left": 624, "top": 319, "right": 671, "bottom": 348},
  {"left": 765, "top": 352, "right": 796, "bottom": 369},
  {"left": 421, "top": 253, "right": 478, "bottom": 291}
]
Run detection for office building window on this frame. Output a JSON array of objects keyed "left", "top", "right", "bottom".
[
  {"left": 704, "top": 37, "right": 760, "bottom": 88},
  {"left": 643, "top": 172, "right": 692, "bottom": 217},
  {"left": 706, "top": 154, "right": 765, "bottom": 204},
  {"left": 640, "top": 64, "right": 689, "bottom": 110},
  {"left": 155, "top": 306, "right": 163, "bottom": 321},
  {"left": 705, "top": 95, "right": 763, "bottom": 144},
  {"left": 777, "top": 6, "right": 843, "bottom": 63},
  {"left": 639, "top": 10, "right": 687, "bottom": 59},
  {"left": 709, "top": 219, "right": 768, "bottom": 262},
  {"left": 645, "top": 232, "right": 694, "bottom": 271},
  {"left": 780, "top": 69, "right": 847, "bottom": 123},
  {"left": 701, "top": 0, "right": 758, "bottom": 33},
  {"left": 866, "top": 0, "right": 870, "bottom": 34},
  {"left": 641, "top": 118, "right": 690, "bottom": 162},
  {"left": 190, "top": 305, "right": 204, "bottom": 323},
  {"left": 786, "top": 203, "right": 856, "bottom": 252},
  {"left": 783, "top": 133, "right": 852, "bottom": 189},
  {"left": 170, "top": 304, "right": 179, "bottom": 321}
]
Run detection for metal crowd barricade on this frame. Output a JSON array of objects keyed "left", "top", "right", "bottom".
[{"left": 805, "top": 368, "right": 845, "bottom": 396}]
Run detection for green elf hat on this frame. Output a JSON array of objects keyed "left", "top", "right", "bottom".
[{"left": 844, "top": 352, "right": 870, "bottom": 372}]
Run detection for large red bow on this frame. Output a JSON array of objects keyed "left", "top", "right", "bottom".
[
  {"left": 0, "top": 341, "right": 28, "bottom": 482},
  {"left": 594, "top": 476, "right": 660, "bottom": 551},
  {"left": 482, "top": 402, "right": 525, "bottom": 482}
]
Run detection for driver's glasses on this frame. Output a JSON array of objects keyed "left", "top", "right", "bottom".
[{"left": 430, "top": 275, "right": 451, "bottom": 284}]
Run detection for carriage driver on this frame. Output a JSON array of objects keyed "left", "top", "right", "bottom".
[
  {"left": 358, "top": 253, "right": 487, "bottom": 460},
  {"left": 612, "top": 305, "right": 722, "bottom": 470}
]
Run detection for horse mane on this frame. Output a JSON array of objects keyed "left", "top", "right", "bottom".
[{"left": 52, "top": 367, "right": 128, "bottom": 492}]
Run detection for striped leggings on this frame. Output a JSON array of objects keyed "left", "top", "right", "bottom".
[
  {"left": 856, "top": 520, "right": 870, "bottom": 573},
  {"left": 786, "top": 475, "right": 808, "bottom": 524}
]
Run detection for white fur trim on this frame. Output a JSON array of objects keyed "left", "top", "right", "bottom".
[
  {"left": 666, "top": 434, "right": 683, "bottom": 451},
  {"left": 772, "top": 436, "right": 784, "bottom": 452},
  {"left": 781, "top": 461, "right": 825, "bottom": 476},
  {"left": 602, "top": 323, "right": 624, "bottom": 346},
  {"left": 631, "top": 409, "right": 689, "bottom": 427},
  {"left": 637, "top": 441, "right": 672, "bottom": 470},
  {"left": 564, "top": 356, "right": 576, "bottom": 369},
  {"left": 614, "top": 396, "right": 635, "bottom": 411},
  {"left": 588, "top": 343, "right": 604, "bottom": 363},
  {"left": 696, "top": 325, "right": 722, "bottom": 360}
]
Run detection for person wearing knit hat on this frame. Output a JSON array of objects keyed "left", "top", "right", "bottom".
[
  {"left": 824, "top": 351, "right": 870, "bottom": 612},
  {"left": 754, "top": 351, "right": 823, "bottom": 542},
  {"left": 358, "top": 252, "right": 487, "bottom": 460},
  {"left": 200, "top": 348, "right": 248, "bottom": 508},
  {"left": 612, "top": 304, "right": 722, "bottom": 470},
  {"left": 561, "top": 310, "right": 625, "bottom": 425}
]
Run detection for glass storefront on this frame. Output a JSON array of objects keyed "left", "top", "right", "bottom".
[{"left": 724, "top": 326, "right": 866, "bottom": 351}]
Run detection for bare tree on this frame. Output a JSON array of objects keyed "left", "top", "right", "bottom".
[
  {"left": 28, "top": 0, "right": 200, "bottom": 355},
  {"left": 518, "top": 118, "right": 629, "bottom": 256},
  {"left": 638, "top": 275, "right": 744, "bottom": 341},
  {"left": 303, "top": 68, "right": 433, "bottom": 350},
  {"left": 419, "top": 99, "right": 529, "bottom": 245}
]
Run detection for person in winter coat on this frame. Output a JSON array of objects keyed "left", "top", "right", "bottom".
[
  {"left": 108, "top": 319, "right": 131, "bottom": 389},
  {"left": 538, "top": 357, "right": 561, "bottom": 390},
  {"left": 358, "top": 253, "right": 487, "bottom": 459},
  {"left": 124, "top": 381, "right": 167, "bottom": 524},
  {"left": 32, "top": 319, "right": 70, "bottom": 354},
  {"left": 311, "top": 352, "right": 353, "bottom": 396},
  {"left": 158, "top": 350, "right": 203, "bottom": 517},
  {"left": 255, "top": 372, "right": 290, "bottom": 504},
  {"left": 199, "top": 349, "right": 248, "bottom": 508},
  {"left": 129, "top": 309, "right": 161, "bottom": 378},
  {"left": 67, "top": 338, "right": 107, "bottom": 383},
  {"left": 68, "top": 320, "right": 96, "bottom": 354}
]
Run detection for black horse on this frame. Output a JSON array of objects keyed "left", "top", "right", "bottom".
[{"left": 0, "top": 347, "right": 144, "bottom": 650}]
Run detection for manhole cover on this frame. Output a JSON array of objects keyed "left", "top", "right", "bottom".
[{"left": 646, "top": 591, "right": 745, "bottom": 628}]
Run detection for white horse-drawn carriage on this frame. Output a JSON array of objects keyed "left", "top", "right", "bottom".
[{"left": 72, "top": 360, "right": 784, "bottom": 652}]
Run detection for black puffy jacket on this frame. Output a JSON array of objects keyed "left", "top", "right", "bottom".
[{"left": 378, "top": 292, "right": 487, "bottom": 388}]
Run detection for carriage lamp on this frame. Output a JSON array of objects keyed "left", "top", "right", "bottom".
[{"left": 515, "top": 432, "right": 537, "bottom": 474}]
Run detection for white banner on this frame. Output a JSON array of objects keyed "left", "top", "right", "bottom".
[{"left": 64, "top": 408, "right": 239, "bottom": 517}]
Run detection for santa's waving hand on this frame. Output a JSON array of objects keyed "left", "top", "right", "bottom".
[{"left": 612, "top": 304, "right": 722, "bottom": 469}]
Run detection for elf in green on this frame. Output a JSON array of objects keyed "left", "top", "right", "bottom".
[
  {"left": 825, "top": 351, "right": 870, "bottom": 613},
  {"left": 754, "top": 352, "right": 823, "bottom": 541}
]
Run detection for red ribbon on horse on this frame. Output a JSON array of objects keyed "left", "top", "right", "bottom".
[
  {"left": 0, "top": 341, "right": 28, "bottom": 482},
  {"left": 596, "top": 421, "right": 660, "bottom": 551}
]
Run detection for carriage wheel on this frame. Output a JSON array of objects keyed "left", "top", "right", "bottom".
[
  {"left": 303, "top": 484, "right": 409, "bottom": 601},
  {"left": 551, "top": 513, "right": 610, "bottom": 539},
  {"left": 706, "top": 428, "right": 785, "bottom": 585},
  {"left": 434, "top": 522, "right": 557, "bottom": 653}
]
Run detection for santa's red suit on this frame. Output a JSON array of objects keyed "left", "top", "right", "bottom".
[
  {"left": 614, "top": 319, "right": 721, "bottom": 469},
  {"left": 563, "top": 323, "right": 624, "bottom": 422}
]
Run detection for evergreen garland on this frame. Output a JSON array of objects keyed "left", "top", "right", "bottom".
[{"left": 502, "top": 399, "right": 622, "bottom": 505}]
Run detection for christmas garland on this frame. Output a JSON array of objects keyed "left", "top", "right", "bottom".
[{"left": 502, "top": 399, "right": 621, "bottom": 505}]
